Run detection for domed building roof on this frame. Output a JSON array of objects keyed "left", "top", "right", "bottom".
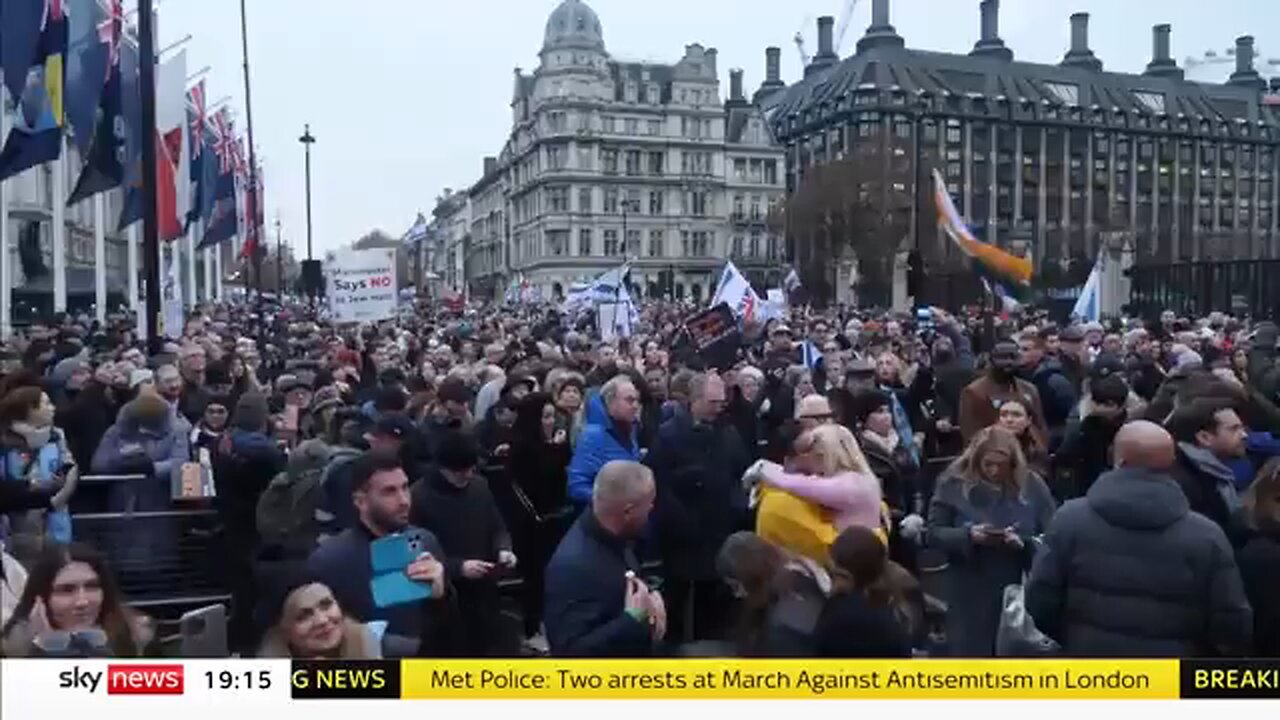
[{"left": 542, "top": 0, "right": 604, "bottom": 54}]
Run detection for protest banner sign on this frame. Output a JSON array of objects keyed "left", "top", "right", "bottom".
[{"left": 326, "top": 249, "right": 398, "bottom": 323}]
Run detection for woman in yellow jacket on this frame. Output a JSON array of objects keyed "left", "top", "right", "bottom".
[{"left": 751, "top": 424, "right": 891, "bottom": 564}]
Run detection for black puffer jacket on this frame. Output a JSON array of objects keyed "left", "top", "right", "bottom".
[{"left": 1025, "top": 467, "right": 1252, "bottom": 657}]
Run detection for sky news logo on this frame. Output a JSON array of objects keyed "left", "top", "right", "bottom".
[{"left": 58, "top": 664, "right": 185, "bottom": 695}]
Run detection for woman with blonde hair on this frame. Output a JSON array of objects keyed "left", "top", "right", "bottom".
[
  {"left": 752, "top": 424, "right": 887, "bottom": 563},
  {"left": 927, "top": 426, "right": 1055, "bottom": 657}
]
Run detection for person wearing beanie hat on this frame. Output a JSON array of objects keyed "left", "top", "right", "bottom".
[
  {"left": 255, "top": 566, "right": 381, "bottom": 659},
  {"left": 410, "top": 429, "right": 515, "bottom": 656}
]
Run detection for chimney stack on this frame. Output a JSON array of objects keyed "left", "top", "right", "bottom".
[
  {"left": 971, "top": 0, "right": 1012, "bottom": 60},
  {"left": 483, "top": 157, "right": 497, "bottom": 175},
  {"left": 806, "top": 16, "right": 839, "bottom": 76},
  {"left": 857, "top": 0, "right": 904, "bottom": 53},
  {"left": 1061, "top": 12, "right": 1102, "bottom": 71},
  {"left": 766, "top": 47, "right": 781, "bottom": 84},
  {"left": 755, "top": 47, "right": 785, "bottom": 101},
  {"left": 817, "top": 16, "right": 835, "bottom": 58},
  {"left": 871, "top": 0, "right": 890, "bottom": 28},
  {"left": 729, "top": 69, "right": 745, "bottom": 102},
  {"left": 1229, "top": 35, "right": 1265, "bottom": 89},
  {"left": 1144, "top": 24, "right": 1182, "bottom": 79}
]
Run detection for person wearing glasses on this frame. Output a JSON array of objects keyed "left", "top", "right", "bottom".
[{"left": 2, "top": 543, "right": 151, "bottom": 657}]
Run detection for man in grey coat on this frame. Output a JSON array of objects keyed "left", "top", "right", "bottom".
[{"left": 1026, "top": 421, "right": 1252, "bottom": 657}]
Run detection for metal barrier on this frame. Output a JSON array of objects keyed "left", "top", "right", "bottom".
[{"left": 69, "top": 475, "right": 230, "bottom": 614}]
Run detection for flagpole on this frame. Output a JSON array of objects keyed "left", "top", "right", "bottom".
[
  {"left": 94, "top": 194, "right": 107, "bottom": 324},
  {"left": 184, "top": 223, "right": 196, "bottom": 306},
  {"left": 52, "top": 136, "right": 67, "bottom": 313},
  {"left": 0, "top": 86, "right": 10, "bottom": 340},
  {"left": 214, "top": 243, "right": 223, "bottom": 300},
  {"left": 202, "top": 227, "right": 213, "bottom": 302},
  {"left": 127, "top": 221, "right": 139, "bottom": 313},
  {"left": 139, "top": 0, "right": 163, "bottom": 355},
  {"left": 239, "top": 0, "right": 262, "bottom": 305}
]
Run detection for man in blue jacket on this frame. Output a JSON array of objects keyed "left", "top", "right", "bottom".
[
  {"left": 566, "top": 375, "right": 642, "bottom": 507},
  {"left": 309, "top": 447, "right": 450, "bottom": 654},
  {"left": 545, "top": 460, "right": 664, "bottom": 656}
]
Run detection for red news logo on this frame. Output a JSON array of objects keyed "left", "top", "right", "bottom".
[
  {"left": 60, "top": 664, "right": 185, "bottom": 695},
  {"left": 109, "top": 664, "right": 185, "bottom": 695}
]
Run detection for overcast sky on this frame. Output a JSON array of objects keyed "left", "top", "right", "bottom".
[{"left": 152, "top": 0, "right": 1275, "bottom": 256}]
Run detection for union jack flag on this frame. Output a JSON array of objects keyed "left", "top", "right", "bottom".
[
  {"left": 232, "top": 138, "right": 247, "bottom": 179},
  {"left": 96, "top": 0, "right": 122, "bottom": 76},
  {"left": 43, "top": 0, "right": 64, "bottom": 26},
  {"left": 187, "top": 80, "right": 205, "bottom": 157},
  {"left": 211, "top": 109, "right": 234, "bottom": 173}
]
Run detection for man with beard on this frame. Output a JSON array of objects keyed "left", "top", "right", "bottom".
[
  {"left": 958, "top": 340, "right": 1048, "bottom": 448},
  {"left": 909, "top": 334, "right": 975, "bottom": 460},
  {"left": 309, "top": 448, "right": 450, "bottom": 650}
]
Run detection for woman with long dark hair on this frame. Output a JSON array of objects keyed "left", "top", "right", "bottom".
[
  {"left": 508, "top": 391, "right": 572, "bottom": 653},
  {"left": 815, "top": 526, "right": 913, "bottom": 657},
  {"left": 714, "top": 531, "right": 830, "bottom": 657},
  {"left": 2, "top": 543, "right": 150, "bottom": 656}
]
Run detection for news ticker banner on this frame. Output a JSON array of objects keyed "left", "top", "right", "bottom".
[{"left": 291, "top": 659, "right": 1274, "bottom": 701}]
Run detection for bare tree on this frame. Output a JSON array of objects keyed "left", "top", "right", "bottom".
[{"left": 773, "top": 124, "right": 933, "bottom": 307}]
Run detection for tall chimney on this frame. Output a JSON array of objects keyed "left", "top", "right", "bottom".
[
  {"left": 871, "top": 0, "right": 890, "bottom": 28},
  {"left": 817, "top": 16, "right": 835, "bottom": 57},
  {"left": 755, "top": 47, "right": 785, "bottom": 101},
  {"left": 766, "top": 47, "right": 781, "bottom": 84},
  {"left": 729, "top": 69, "right": 745, "bottom": 103},
  {"left": 857, "top": 0, "right": 904, "bottom": 53},
  {"left": 1229, "top": 36, "right": 1265, "bottom": 89},
  {"left": 1144, "top": 24, "right": 1182, "bottom": 78},
  {"left": 971, "top": 0, "right": 1012, "bottom": 60},
  {"left": 806, "top": 16, "right": 839, "bottom": 76},
  {"left": 1061, "top": 12, "right": 1102, "bottom": 71}
]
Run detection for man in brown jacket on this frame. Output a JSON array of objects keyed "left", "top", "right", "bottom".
[{"left": 958, "top": 340, "right": 1048, "bottom": 448}]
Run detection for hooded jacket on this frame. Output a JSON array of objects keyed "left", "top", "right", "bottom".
[
  {"left": 1026, "top": 467, "right": 1253, "bottom": 657},
  {"left": 91, "top": 394, "right": 191, "bottom": 512}
]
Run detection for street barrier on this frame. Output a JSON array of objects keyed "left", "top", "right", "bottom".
[{"left": 71, "top": 475, "right": 230, "bottom": 614}]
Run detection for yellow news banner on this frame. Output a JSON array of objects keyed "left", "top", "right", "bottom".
[{"left": 400, "top": 659, "right": 1178, "bottom": 700}]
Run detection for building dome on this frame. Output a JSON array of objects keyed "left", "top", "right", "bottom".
[{"left": 542, "top": 0, "right": 604, "bottom": 54}]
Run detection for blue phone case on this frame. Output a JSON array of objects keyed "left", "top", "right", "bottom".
[{"left": 369, "top": 534, "right": 432, "bottom": 608}]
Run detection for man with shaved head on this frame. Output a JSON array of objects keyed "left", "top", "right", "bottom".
[
  {"left": 544, "top": 461, "right": 665, "bottom": 656},
  {"left": 1025, "top": 420, "right": 1252, "bottom": 656}
]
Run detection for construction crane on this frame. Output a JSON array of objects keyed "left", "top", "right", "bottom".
[
  {"left": 1184, "top": 46, "right": 1280, "bottom": 82},
  {"left": 793, "top": 0, "right": 860, "bottom": 69}
]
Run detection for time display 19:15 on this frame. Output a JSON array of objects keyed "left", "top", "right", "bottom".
[{"left": 206, "top": 670, "right": 273, "bottom": 690}]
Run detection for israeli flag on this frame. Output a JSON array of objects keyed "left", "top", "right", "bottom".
[
  {"left": 1071, "top": 256, "right": 1103, "bottom": 322},
  {"left": 401, "top": 213, "right": 429, "bottom": 246},
  {"left": 801, "top": 340, "right": 823, "bottom": 370}
]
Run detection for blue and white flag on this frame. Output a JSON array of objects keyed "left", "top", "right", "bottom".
[
  {"left": 981, "top": 277, "right": 1021, "bottom": 314},
  {"left": 783, "top": 268, "right": 802, "bottom": 293},
  {"left": 1071, "top": 255, "right": 1103, "bottom": 322},
  {"left": 401, "top": 213, "right": 428, "bottom": 246},
  {"left": 562, "top": 262, "right": 638, "bottom": 332}
]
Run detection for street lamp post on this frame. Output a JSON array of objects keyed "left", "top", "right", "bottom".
[
  {"left": 275, "top": 218, "right": 283, "bottom": 295},
  {"left": 299, "top": 124, "right": 315, "bottom": 260}
]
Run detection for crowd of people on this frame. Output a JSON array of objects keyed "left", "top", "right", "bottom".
[{"left": 0, "top": 298, "right": 1276, "bottom": 660}]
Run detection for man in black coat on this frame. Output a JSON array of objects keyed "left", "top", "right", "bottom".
[
  {"left": 644, "top": 372, "right": 750, "bottom": 644},
  {"left": 309, "top": 448, "right": 450, "bottom": 654},
  {"left": 1026, "top": 421, "right": 1252, "bottom": 657},
  {"left": 410, "top": 430, "right": 515, "bottom": 656},
  {"left": 544, "top": 460, "right": 664, "bottom": 657}
]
